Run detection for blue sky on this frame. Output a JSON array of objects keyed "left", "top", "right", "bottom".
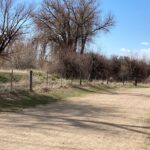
[
  {"left": 26, "top": 0, "right": 150, "bottom": 58},
  {"left": 94, "top": 0, "right": 150, "bottom": 58}
]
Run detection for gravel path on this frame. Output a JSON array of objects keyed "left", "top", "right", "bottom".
[{"left": 0, "top": 88, "right": 150, "bottom": 150}]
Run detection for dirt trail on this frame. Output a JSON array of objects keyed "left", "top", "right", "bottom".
[{"left": 0, "top": 88, "right": 150, "bottom": 150}]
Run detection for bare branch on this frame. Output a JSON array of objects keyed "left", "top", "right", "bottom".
[{"left": 0, "top": 0, "right": 32, "bottom": 55}]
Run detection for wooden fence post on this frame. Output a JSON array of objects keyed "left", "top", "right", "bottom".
[
  {"left": 29, "top": 70, "right": 33, "bottom": 92},
  {"left": 60, "top": 78, "right": 63, "bottom": 87},
  {"left": 46, "top": 71, "right": 49, "bottom": 86},
  {"left": 10, "top": 69, "right": 13, "bottom": 92}
]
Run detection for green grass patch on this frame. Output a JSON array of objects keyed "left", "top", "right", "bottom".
[
  {"left": 0, "top": 72, "right": 25, "bottom": 83},
  {"left": 47, "top": 83, "right": 117, "bottom": 100},
  {"left": 0, "top": 91, "right": 58, "bottom": 112}
]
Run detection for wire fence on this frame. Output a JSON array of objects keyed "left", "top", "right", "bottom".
[
  {"left": 1, "top": 69, "right": 148, "bottom": 94},
  {"left": 0, "top": 69, "right": 89, "bottom": 94}
]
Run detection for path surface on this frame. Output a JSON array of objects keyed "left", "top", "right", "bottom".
[{"left": 0, "top": 88, "right": 150, "bottom": 150}]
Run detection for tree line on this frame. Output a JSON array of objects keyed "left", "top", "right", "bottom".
[
  {"left": 0, "top": 0, "right": 150, "bottom": 86},
  {"left": 51, "top": 52, "right": 150, "bottom": 86}
]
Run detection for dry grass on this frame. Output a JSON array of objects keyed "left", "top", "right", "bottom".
[
  {"left": 0, "top": 69, "right": 150, "bottom": 113},
  {"left": 0, "top": 69, "right": 150, "bottom": 92}
]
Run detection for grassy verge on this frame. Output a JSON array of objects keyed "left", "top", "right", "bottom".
[
  {"left": 0, "top": 83, "right": 116, "bottom": 112},
  {"left": 0, "top": 82, "right": 149, "bottom": 112},
  {"left": 0, "top": 91, "right": 58, "bottom": 112}
]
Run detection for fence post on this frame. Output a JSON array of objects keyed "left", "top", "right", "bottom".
[
  {"left": 29, "top": 70, "right": 33, "bottom": 92},
  {"left": 60, "top": 77, "right": 63, "bottom": 87},
  {"left": 10, "top": 69, "right": 13, "bottom": 92},
  {"left": 46, "top": 71, "right": 49, "bottom": 86}
]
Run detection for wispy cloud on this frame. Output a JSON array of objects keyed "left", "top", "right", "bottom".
[
  {"left": 141, "top": 42, "right": 149, "bottom": 46},
  {"left": 120, "top": 47, "right": 150, "bottom": 60},
  {"left": 139, "top": 48, "right": 150, "bottom": 56},
  {"left": 136, "top": 48, "right": 150, "bottom": 60},
  {"left": 120, "top": 48, "right": 130, "bottom": 53}
]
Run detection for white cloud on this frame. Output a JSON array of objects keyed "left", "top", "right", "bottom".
[
  {"left": 141, "top": 47, "right": 150, "bottom": 52},
  {"left": 120, "top": 48, "right": 130, "bottom": 53},
  {"left": 134, "top": 48, "right": 150, "bottom": 60},
  {"left": 139, "top": 48, "right": 150, "bottom": 57},
  {"left": 140, "top": 48, "right": 150, "bottom": 52},
  {"left": 141, "top": 42, "right": 149, "bottom": 46},
  {"left": 119, "top": 47, "right": 150, "bottom": 60}
]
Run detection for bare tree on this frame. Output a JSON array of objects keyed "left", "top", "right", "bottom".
[
  {"left": 11, "top": 41, "right": 37, "bottom": 69},
  {"left": 0, "top": 0, "right": 32, "bottom": 55},
  {"left": 34, "top": 0, "right": 114, "bottom": 55},
  {"left": 74, "top": 0, "right": 114, "bottom": 54}
]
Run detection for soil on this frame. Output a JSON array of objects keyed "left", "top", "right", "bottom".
[{"left": 0, "top": 88, "right": 150, "bottom": 150}]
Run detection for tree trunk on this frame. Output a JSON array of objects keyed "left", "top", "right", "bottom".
[
  {"left": 29, "top": 70, "right": 33, "bottom": 92},
  {"left": 73, "top": 36, "right": 78, "bottom": 52},
  {"left": 80, "top": 37, "right": 87, "bottom": 54},
  {"left": 79, "top": 71, "right": 82, "bottom": 86}
]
